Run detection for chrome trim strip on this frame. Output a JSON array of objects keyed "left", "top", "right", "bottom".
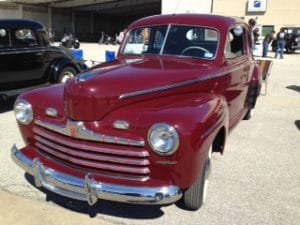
[
  {"left": 34, "top": 119, "right": 145, "bottom": 147},
  {"left": 33, "top": 126, "right": 149, "bottom": 157},
  {"left": 159, "top": 24, "right": 171, "bottom": 55},
  {"left": 11, "top": 145, "right": 182, "bottom": 206},
  {"left": 119, "top": 65, "right": 247, "bottom": 99}
]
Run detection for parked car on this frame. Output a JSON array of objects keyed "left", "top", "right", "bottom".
[
  {"left": 272, "top": 27, "right": 300, "bottom": 53},
  {"left": 11, "top": 14, "right": 263, "bottom": 210},
  {"left": 0, "top": 19, "right": 85, "bottom": 101}
]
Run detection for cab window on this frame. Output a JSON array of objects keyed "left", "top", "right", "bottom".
[
  {"left": 0, "top": 28, "right": 10, "bottom": 49},
  {"left": 13, "top": 29, "right": 38, "bottom": 47},
  {"left": 225, "top": 26, "right": 245, "bottom": 59},
  {"left": 163, "top": 26, "right": 218, "bottom": 59},
  {"left": 38, "top": 30, "right": 50, "bottom": 46}
]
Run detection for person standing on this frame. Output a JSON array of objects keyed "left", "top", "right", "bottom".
[
  {"left": 262, "top": 30, "right": 275, "bottom": 57},
  {"left": 48, "top": 28, "right": 55, "bottom": 43},
  {"left": 248, "top": 18, "right": 257, "bottom": 50},
  {"left": 253, "top": 27, "right": 260, "bottom": 45},
  {"left": 275, "top": 28, "right": 286, "bottom": 59}
]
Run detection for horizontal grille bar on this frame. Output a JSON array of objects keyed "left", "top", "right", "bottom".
[
  {"left": 33, "top": 124, "right": 151, "bottom": 180},
  {"left": 34, "top": 119, "right": 145, "bottom": 147},
  {"left": 36, "top": 142, "right": 150, "bottom": 175},
  {"left": 33, "top": 126, "right": 149, "bottom": 157},
  {"left": 34, "top": 135, "right": 149, "bottom": 166}
]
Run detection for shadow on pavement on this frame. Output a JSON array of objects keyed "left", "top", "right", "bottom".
[
  {"left": 295, "top": 121, "right": 300, "bottom": 130},
  {"left": 0, "top": 97, "right": 16, "bottom": 113},
  {"left": 25, "top": 173, "right": 165, "bottom": 219},
  {"left": 286, "top": 85, "right": 300, "bottom": 93}
]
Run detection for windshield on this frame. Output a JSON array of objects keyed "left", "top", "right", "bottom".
[{"left": 122, "top": 25, "right": 219, "bottom": 60}]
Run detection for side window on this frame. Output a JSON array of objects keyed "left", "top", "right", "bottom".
[
  {"left": 123, "top": 26, "right": 167, "bottom": 55},
  {"left": 0, "top": 28, "right": 9, "bottom": 49},
  {"left": 153, "top": 30, "right": 164, "bottom": 50},
  {"left": 225, "top": 26, "right": 245, "bottom": 59},
  {"left": 13, "top": 29, "right": 38, "bottom": 47},
  {"left": 39, "top": 31, "right": 50, "bottom": 46}
]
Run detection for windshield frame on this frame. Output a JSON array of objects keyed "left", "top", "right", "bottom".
[{"left": 121, "top": 23, "right": 220, "bottom": 61}]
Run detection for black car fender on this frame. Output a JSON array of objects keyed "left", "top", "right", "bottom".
[{"left": 47, "top": 57, "right": 81, "bottom": 83}]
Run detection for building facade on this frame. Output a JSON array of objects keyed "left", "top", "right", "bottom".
[
  {"left": 212, "top": 0, "right": 300, "bottom": 35},
  {"left": 1, "top": 0, "right": 300, "bottom": 40}
]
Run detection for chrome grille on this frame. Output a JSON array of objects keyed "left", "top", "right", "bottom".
[{"left": 33, "top": 125, "right": 150, "bottom": 181}]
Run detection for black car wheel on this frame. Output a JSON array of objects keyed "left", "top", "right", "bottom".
[
  {"left": 58, "top": 67, "right": 76, "bottom": 83},
  {"left": 182, "top": 146, "right": 212, "bottom": 210}
]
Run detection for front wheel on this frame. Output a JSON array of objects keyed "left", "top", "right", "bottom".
[
  {"left": 182, "top": 146, "right": 212, "bottom": 210},
  {"left": 58, "top": 67, "right": 76, "bottom": 83},
  {"left": 243, "top": 108, "right": 254, "bottom": 120}
]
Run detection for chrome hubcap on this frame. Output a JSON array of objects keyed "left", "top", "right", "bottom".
[{"left": 203, "top": 146, "right": 212, "bottom": 204}]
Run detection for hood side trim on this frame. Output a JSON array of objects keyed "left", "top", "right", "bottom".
[{"left": 119, "top": 64, "right": 246, "bottom": 99}]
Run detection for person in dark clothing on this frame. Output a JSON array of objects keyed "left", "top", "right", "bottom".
[
  {"left": 262, "top": 31, "right": 275, "bottom": 57},
  {"left": 248, "top": 18, "right": 257, "bottom": 51},
  {"left": 275, "top": 28, "right": 286, "bottom": 59},
  {"left": 253, "top": 27, "right": 260, "bottom": 45}
]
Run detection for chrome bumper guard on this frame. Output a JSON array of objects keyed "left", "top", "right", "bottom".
[{"left": 11, "top": 145, "right": 182, "bottom": 206}]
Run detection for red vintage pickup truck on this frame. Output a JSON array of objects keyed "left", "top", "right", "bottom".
[{"left": 12, "top": 14, "right": 262, "bottom": 210}]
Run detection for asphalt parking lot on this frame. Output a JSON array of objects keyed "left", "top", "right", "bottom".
[{"left": 0, "top": 44, "right": 300, "bottom": 225}]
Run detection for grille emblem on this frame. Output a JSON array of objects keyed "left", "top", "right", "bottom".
[{"left": 67, "top": 121, "right": 82, "bottom": 138}]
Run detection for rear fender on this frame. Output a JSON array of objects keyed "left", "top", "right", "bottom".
[
  {"left": 247, "top": 63, "right": 262, "bottom": 108},
  {"left": 47, "top": 58, "right": 81, "bottom": 83},
  {"left": 251, "top": 63, "right": 262, "bottom": 88}
]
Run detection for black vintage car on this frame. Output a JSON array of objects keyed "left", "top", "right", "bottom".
[
  {"left": 272, "top": 27, "right": 300, "bottom": 53},
  {"left": 0, "top": 19, "right": 85, "bottom": 101}
]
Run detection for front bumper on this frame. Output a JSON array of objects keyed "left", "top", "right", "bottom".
[{"left": 11, "top": 144, "right": 182, "bottom": 206}]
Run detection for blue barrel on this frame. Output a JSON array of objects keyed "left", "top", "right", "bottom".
[
  {"left": 105, "top": 50, "right": 115, "bottom": 62},
  {"left": 71, "top": 49, "right": 83, "bottom": 60}
]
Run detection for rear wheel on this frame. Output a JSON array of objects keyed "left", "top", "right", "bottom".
[
  {"left": 58, "top": 67, "right": 76, "bottom": 83},
  {"left": 182, "top": 146, "right": 212, "bottom": 210}
]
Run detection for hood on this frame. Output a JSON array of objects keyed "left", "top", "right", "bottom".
[{"left": 64, "top": 56, "right": 216, "bottom": 121}]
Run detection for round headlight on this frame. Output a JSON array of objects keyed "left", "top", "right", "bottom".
[
  {"left": 148, "top": 123, "right": 179, "bottom": 155},
  {"left": 14, "top": 99, "right": 33, "bottom": 125}
]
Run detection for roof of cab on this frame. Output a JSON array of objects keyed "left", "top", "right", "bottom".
[
  {"left": 0, "top": 19, "right": 45, "bottom": 30},
  {"left": 129, "top": 14, "right": 246, "bottom": 30}
]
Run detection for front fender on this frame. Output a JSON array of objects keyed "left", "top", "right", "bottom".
[{"left": 103, "top": 93, "right": 229, "bottom": 189}]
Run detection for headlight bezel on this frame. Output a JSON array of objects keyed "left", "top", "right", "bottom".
[
  {"left": 147, "top": 123, "right": 180, "bottom": 156},
  {"left": 14, "top": 98, "right": 33, "bottom": 125}
]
